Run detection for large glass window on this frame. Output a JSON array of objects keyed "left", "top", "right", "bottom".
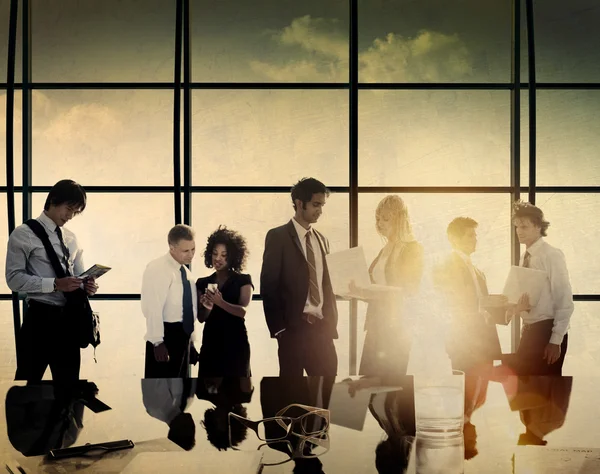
[{"left": 2, "top": 0, "right": 599, "bottom": 377}]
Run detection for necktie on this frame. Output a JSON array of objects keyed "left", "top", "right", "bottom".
[
  {"left": 55, "top": 226, "right": 71, "bottom": 276},
  {"left": 180, "top": 266, "right": 194, "bottom": 335},
  {"left": 522, "top": 251, "right": 531, "bottom": 268},
  {"left": 305, "top": 231, "right": 321, "bottom": 306}
]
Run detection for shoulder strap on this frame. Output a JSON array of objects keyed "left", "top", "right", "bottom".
[{"left": 24, "top": 219, "right": 66, "bottom": 279}]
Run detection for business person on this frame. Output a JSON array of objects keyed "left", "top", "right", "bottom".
[
  {"left": 353, "top": 195, "right": 423, "bottom": 377},
  {"left": 260, "top": 177, "right": 339, "bottom": 376},
  {"left": 434, "top": 217, "right": 512, "bottom": 430},
  {"left": 197, "top": 377, "right": 254, "bottom": 450},
  {"left": 506, "top": 201, "right": 574, "bottom": 375},
  {"left": 196, "top": 226, "right": 253, "bottom": 377},
  {"left": 142, "top": 378, "right": 197, "bottom": 450},
  {"left": 141, "top": 224, "right": 198, "bottom": 378},
  {"left": 5, "top": 179, "right": 98, "bottom": 381}
]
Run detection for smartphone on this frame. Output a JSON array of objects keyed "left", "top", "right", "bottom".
[
  {"left": 206, "top": 283, "right": 218, "bottom": 293},
  {"left": 48, "top": 439, "right": 134, "bottom": 459}
]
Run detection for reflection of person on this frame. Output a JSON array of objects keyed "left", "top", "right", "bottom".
[
  {"left": 197, "top": 377, "right": 254, "bottom": 450},
  {"left": 366, "top": 376, "right": 415, "bottom": 474},
  {"left": 196, "top": 227, "right": 253, "bottom": 377},
  {"left": 142, "top": 378, "right": 196, "bottom": 450},
  {"left": 6, "top": 179, "right": 98, "bottom": 381},
  {"left": 141, "top": 225, "right": 198, "bottom": 378},
  {"left": 503, "top": 376, "right": 573, "bottom": 446},
  {"left": 353, "top": 195, "right": 423, "bottom": 377},
  {"left": 508, "top": 201, "right": 574, "bottom": 375},
  {"left": 434, "top": 218, "right": 510, "bottom": 430},
  {"left": 6, "top": 381, "right": 99, "bottom": 456},
  {"left": 260, "top": 178, "right": 339, "bottom": 376}
]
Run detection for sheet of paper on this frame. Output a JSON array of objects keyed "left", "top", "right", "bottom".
[
  {"left": 502, "top": 265, "right": 547, "bottom": 306},
  {"left": 326, "top": 246, "right": 371, "bottom": 296},
  {"left": 328, "top": 381, "right": 373, "bottom": 431}
]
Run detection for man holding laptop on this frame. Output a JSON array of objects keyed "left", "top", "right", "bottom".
[{"left": 5, "top": 179, "right": 98, "bottom": 381}]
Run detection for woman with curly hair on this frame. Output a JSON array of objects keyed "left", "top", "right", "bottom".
[{"left": 196, "top": 226, "right": 254, "bottom": 377}]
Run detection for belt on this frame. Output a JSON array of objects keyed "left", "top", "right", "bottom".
[{"left": 301, "top": 313, "right": 324, "bottom": 325}]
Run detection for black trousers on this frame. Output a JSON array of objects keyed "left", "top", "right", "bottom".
[
  {"left": 15, "top": 300, "right": 81, "bottom": 382},
  {"left": 277, "top": 321, "right": 338, "bottom": 376},
  {"left": 144, "top": 322, "right": 190, "bottom": 378},
  {"left": 513, "top": 319, "right": 568, "bottom": 375}
]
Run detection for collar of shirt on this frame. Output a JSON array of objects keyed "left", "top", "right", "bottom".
[
  {"left": 292, "top": 217, "right": 312, "bottom": 240},
  {"left": 525, "top": 237, "right": 545, "bottom": 257},
  {"left": 453, "top": 249, "right": 473, "bottom": 266},
  {"left": 37, "top": 212, "right": 59, "bottom": 234},
  {"left": 164, "top": 252, "right": 184, "bottom": 271}
]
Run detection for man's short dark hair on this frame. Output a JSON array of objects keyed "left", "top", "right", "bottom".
[
  {"left": 447, "top": 217, "right": 478, "bottom": 239},
  {"left": 203, "top": 226, "right": 248, "bottom": 272},
  {"left": 44, "top": 179, "right": 86, "bottom": 213},
  {"left": 512, "top": 200, "right": 550, "bottom": 236},
  {"left": 168, "top": 224, "right": 195, "bottom": 246},
  {"left": 291, "top": 177, "right": 330, "bottom": 211}
]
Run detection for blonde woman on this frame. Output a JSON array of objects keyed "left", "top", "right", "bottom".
[{"left": 355, "top": 195, "right": 424, "bottom": 376}]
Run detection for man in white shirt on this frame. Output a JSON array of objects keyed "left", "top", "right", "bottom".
[
  {"left": 5, "top": 179, "right": 98, "bottom": 381},
  {"left": 507, "top": 201, "right": 574, "bottom": 375},
  {"left": 260, "top": 178, "right": 339, "bottom": 376},
  {"left": 141, "top": 224, "right": 198, "bottom": 378}
]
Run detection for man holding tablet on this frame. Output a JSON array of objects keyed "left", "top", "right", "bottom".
[{"left": 5, "top": 179, "right": 98, "bottom": 381}]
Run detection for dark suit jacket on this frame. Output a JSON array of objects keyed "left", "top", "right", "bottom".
[
  {"left": 434, "top": 252, "right": 505, "bottom": 370},
  {"left": 365, "top": 240, "right": 424, "bottom": 332},
  {"left": 260, "top": 220, "right": 338, "bottom": 339}
]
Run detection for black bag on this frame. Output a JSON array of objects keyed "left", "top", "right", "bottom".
[{"left": 24, "top": 220, "right": 101, "bottom": 356}]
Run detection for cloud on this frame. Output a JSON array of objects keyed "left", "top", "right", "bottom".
[{"left": 250, "top": 15, "right": 472, "bottom": 83}]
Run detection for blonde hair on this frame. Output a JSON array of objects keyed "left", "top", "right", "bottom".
[{"left": 375, "top": 195, "right": 415, "bottom": 243}]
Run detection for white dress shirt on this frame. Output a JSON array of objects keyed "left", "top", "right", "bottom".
[
  {"left": 291, "top": 218, "right": 325, "bottom": 318},
  {"left": 519, "top": 237, "right": 574, "bottom": 345},
  {"left": 141, "top": 252, "right": 198, "bottom": 345},
  {"left": 5, "top": 212, "right": 84, "bottom": 306},
  {"left": 141, "top": 378, "right": 196, "bottom": 424}
]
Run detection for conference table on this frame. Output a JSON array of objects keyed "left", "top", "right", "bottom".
[{"left": 1, "top": 375, "right": 599, "bottom": 473}]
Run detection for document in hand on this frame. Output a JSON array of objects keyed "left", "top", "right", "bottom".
[
  {"left": 79, "top": 264, "right": 111, "bottom": 279},
  {"left": 325, "top": 246, "right": 401, "bottom": 298},
  {"left": 502, "top": 265, "right": 547, "bottom": 306}
]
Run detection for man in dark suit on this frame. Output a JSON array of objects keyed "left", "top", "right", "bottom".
[
  {"left": 434, "top": 217, "right": 511, "bottom": 429},
  {"left": 260, "top": 178, "right": 339, "bottom": 376}
]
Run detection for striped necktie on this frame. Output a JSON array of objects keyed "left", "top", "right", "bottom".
[
  {"left": 55, "top": 226, "right": 71, "bottom": 276},
  {"left": 522, "top": 251, "right": 531, "bottom": 268},
  {"left": 305, "top": 231, "right": 321, "bottom": 306}
]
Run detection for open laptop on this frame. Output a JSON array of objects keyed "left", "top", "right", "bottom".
[{"left": 325, "top": 246, "right": 403, "bottom": 299}]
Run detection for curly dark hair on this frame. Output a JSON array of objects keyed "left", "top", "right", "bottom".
[
  {"left": 202, "top": 405, "right": 248, "bottom": 451},
  {"left": 512, "top": 200, "right": 550, "bottom": 236},
  {"left": 203, "top": 226, "right": 248, "bottom": 272}
]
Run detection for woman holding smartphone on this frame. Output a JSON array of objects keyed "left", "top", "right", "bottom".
[{"left": 196, "top": 226, "right": 254, "bottom": 377}]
